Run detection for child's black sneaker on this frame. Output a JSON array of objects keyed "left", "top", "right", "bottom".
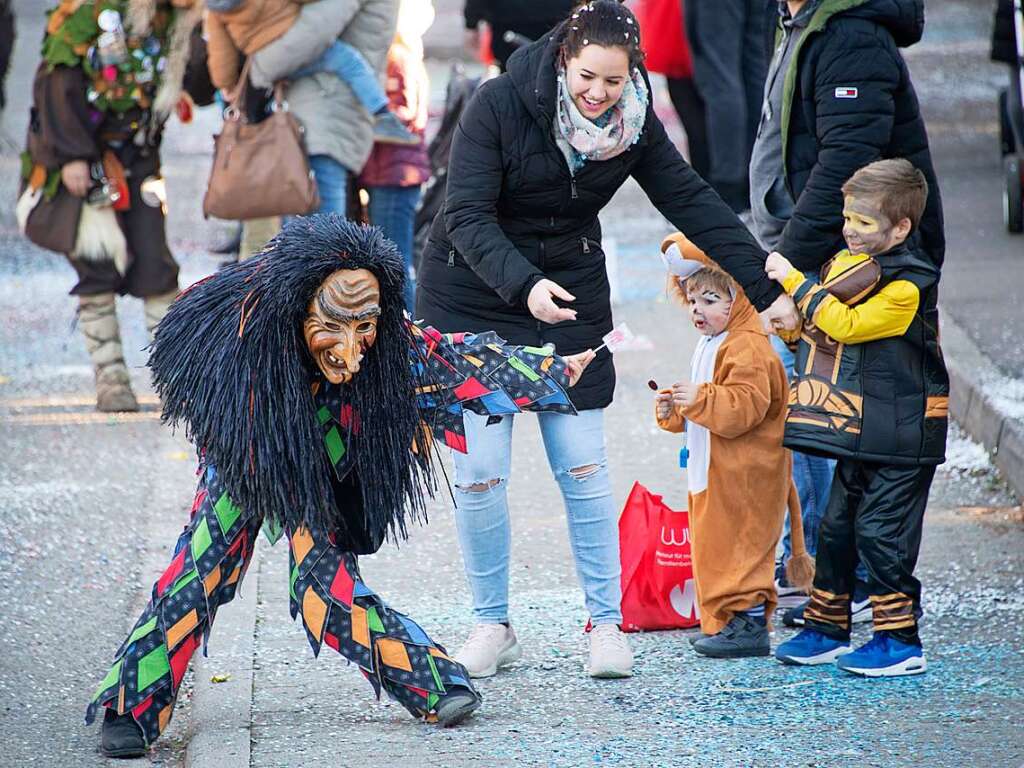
[
  {"left": 850, "top": 580, "right": 872, "bottom": 624},
  {"left": 692, "top": 614, "right": 769, "bottom": 658},
  {"left": 782, "top": 599, "right": 807, "bottom": 627},
  {"left": 783, "top": 585, "right": 870, "bottom": 628},
  {"left": 687, "top": 631, "right": 710, "bottom": 646},
  {"left": 774, "top": 561, "right": 808, "bottom": 608},
  {"left": 836, "top": 633, "right": 926, "bottom": 678}
]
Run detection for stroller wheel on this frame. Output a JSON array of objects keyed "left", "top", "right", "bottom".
[{"left": 1004, "top": 154, "right": 1024, "bottom": 234}]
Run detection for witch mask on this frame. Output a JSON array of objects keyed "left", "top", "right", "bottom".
[{"left": 303, "top": 268, "right": 381, "bottom": 384}]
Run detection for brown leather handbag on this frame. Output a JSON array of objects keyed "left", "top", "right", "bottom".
[{"left": 203, "top": 63, "right": 320, "bottom": 220}]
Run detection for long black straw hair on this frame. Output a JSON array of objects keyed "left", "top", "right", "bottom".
[{"left": 149, "top": 215, "right": 435, "bottom": 542}]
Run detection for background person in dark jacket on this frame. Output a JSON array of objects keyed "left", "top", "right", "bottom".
[
  {"left": 684, "top": 0, "right": 767, "bottom": 212},
  {"left": 417, "top": 0, "right": 794, "bottom": 684},
  {"left": 748, "top": 0, "right": 944, "bottom": 627},
  {"left": 751, "top": 0, "right": 943, "bottom": 272},
  {"left": 463, "top": 0, "right": 576, "bottom": 70}
]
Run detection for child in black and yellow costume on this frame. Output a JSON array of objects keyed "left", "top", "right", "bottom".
[{"left": 765, "top": 159, "right": 948, "bottom": 678}]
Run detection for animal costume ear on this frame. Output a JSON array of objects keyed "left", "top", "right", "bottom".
[{"left": 659, "top": 232, "right": 709, "bottom": 278}]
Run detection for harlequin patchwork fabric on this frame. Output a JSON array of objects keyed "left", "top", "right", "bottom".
[
  {"left": 408, "top": 322, "right": 576, "bottom": 453},
  {"left": 85, "top": 466, "right": 475, "bottom": 745}
]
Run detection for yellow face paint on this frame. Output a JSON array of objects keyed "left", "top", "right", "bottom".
[{"left": 842, "top": 194, "right": 896, "bottom": 256}]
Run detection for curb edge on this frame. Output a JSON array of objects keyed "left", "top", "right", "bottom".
[
  {"left": 183, "top": 541, "right": 264, "bottom": 768},
  {"left": 941, "top": 307, "right": 1024, "bottom": 501}
]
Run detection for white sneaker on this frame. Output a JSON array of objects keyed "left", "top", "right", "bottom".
[
  {"left": 851, "top": 596, "right": 872, "bottom": 624},
  {"left": 454, "top": 623, "right": 522, "bottom": 678},
  {"left": 588, "top": 624, "right": 634, "bottom": 678}
]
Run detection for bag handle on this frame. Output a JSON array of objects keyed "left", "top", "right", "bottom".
[
  {"left": 224, "top": 59, "right": 290, "bottom": 122},
  {"left": 222, "top": 58, "right": 253, "bottom": 121}
]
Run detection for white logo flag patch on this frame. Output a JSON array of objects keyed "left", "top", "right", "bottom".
[{"left": 835, "top": 87, "right": 858, "bottom": 99}]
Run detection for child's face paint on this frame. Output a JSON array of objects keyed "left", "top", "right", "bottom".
[
  {"left": 842, "top": 194, "right": 906, "bottom": 256},
  {"left": 685, "top": 286, "right": 733, "bottom": 336}
]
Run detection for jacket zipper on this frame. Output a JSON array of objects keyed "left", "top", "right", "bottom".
[
  {"left": 570, "top": 178, "right": 578, "bottom": 200},
  {"left": 536, "top": 238, "right": 547, "bottom": 340},
  {"left": 581, "top": 236, "right": 590, "bottom": 254},
  {"left": 447, "top": 248, "right": 455, "bottom": 267}
]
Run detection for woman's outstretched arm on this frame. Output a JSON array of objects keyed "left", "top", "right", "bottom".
[{"left": 631, "top": 111, "right": 783, "bottom": 313}]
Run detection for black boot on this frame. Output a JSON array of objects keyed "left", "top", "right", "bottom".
[
  {"left": 432, "top": 688, "right": 482, "bottom": 727},
  {"left": 101, "top": 708, "right": 147, "bottom": 759},
  {"left": 693, "top": 613, "right": 770, "bottom": 658}
]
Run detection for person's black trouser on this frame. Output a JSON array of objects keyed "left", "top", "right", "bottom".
[
  {"left": 666, "top": 76, "right": 710, "bottom": 180},
  {"left": 804, "top": 459, "right": 936, "bottom": 646},
  {"left": 68, "top": 150, "right": 180, "bottom": 298},
  {"left": 684, "top": 0, "right": 766, "bottom": 211}
]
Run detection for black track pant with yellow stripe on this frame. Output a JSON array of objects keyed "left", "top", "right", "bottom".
[{"left": 804, "top": 459, "right": 936, "bottom": 645}]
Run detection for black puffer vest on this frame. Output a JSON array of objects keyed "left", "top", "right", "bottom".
[{"left": 784, "top": 244, "right": 948, "bottom": 465}]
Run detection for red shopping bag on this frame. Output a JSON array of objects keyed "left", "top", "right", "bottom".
[{"left": 619, "top": 481, "right": 700, "bottom": 632}]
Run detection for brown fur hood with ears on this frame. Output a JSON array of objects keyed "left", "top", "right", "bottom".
[{"left": 660, "top": 232, "right": 764, "bottom": 337}]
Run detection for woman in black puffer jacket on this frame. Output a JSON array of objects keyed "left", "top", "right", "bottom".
[{"left": 416, "top": 0, "right": 790, "bottom": 681}]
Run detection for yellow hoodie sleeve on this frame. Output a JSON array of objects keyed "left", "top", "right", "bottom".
[{"left": 783, "top": 270, "right": 920, "bottom": 345}]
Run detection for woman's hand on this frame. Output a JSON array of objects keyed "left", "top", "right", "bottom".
[
  {"left": 528, "top": 279, "right": 577, "bottom": 324},
  {"left": 61, "top": 160, "right": 90, "bottom": 197},
  {"left": 563, "top": 348, "right": 596, "bottom": 387},
  {"left": 764, "top": 251, "right": 795, "bottom": 283},
  {"left": 655, "top": 391, "right": 673, "bottom": 420},
  {"left": 671, "top": 381, "right": 700, "bottom": 408},
  {"left": 759, "top": 292, "right": 801, "bottom": 333}
]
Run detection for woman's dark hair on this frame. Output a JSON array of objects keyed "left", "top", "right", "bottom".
[{"left": 562, "top": 0, "right": 645, "bottom": 70}]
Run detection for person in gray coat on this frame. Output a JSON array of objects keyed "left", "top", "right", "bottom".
[{"left": 250, "top": 0, "right": 400, "bottom": 214}]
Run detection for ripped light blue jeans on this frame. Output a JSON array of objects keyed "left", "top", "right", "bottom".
[{"left": 452, "top": 408, "right": 622, "bottom": 626}]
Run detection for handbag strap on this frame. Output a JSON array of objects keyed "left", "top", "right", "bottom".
[
  {"left": 224, "top": 59, "right": 290, "bottom": 121},
  {"left": 223, "top": 58, "right": 254, "bottom": 120}
]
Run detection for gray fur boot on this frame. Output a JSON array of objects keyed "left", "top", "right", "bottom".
[
  {"left": 143, "top": 288, "right": 177, "bottom": 343},
  {"left": 77, "top": 293, "right": 139, "bottom": 413}
]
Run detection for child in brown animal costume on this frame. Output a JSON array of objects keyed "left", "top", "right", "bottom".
[{"left": 654, "top": 232, "right": 812, "bottom": 658}]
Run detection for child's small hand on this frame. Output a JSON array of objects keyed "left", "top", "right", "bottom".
[
  {"left": 765, "top": 251, "right": 795, "bottom": 283},
  {"left": 563, "top": 349, "right": 596, "bottom": 387},
  {"left": 655, "top": 392, "right": 673, "bottom": 420},
  {"left": 671, "top": 381, "right": 700, "bottom": 407}
]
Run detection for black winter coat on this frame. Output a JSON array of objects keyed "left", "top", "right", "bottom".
[
  {"left": 765, "top": 0, "right": 944, "bottom": 273},
  {"left": 416, "top": 23, "right": 780, "bottom": 411}
]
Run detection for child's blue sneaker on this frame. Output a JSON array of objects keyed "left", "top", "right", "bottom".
[
  {"left": 836, "top": 633, "right": 926, "bottom": 677},
  {"left": 775, "top": 629, "right": 852, "bottom": 666}
]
